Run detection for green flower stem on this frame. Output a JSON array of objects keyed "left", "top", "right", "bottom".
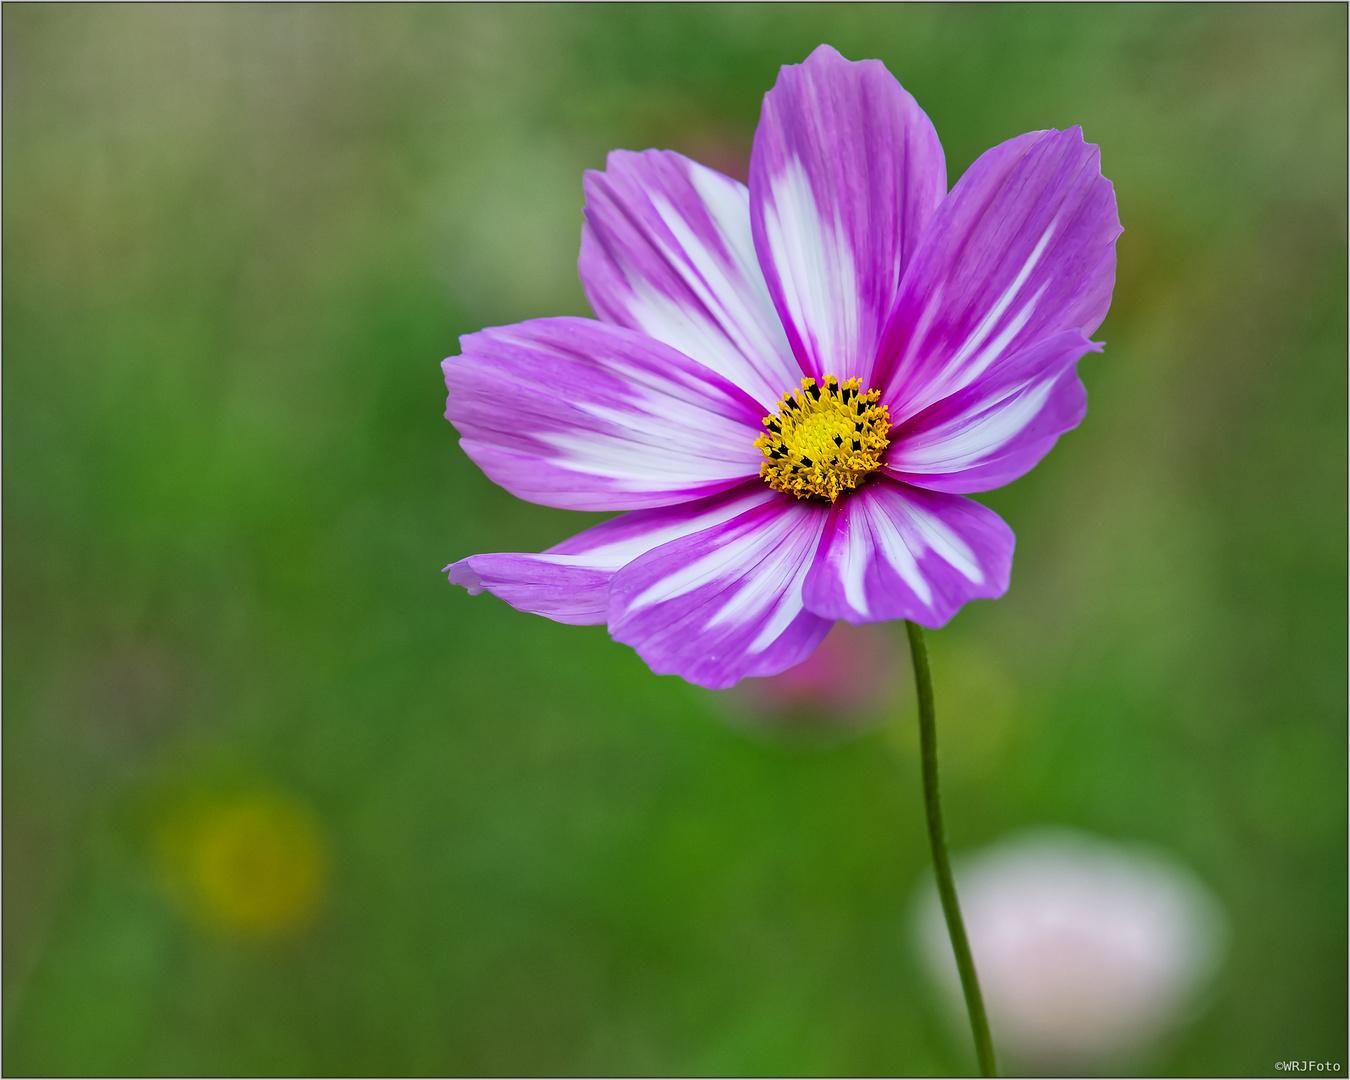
[{"left": 905, "top": 620, "right": 997, "bottom": 1078}]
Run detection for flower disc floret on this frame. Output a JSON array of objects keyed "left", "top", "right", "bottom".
[{"left": 755, "top": 376, "right": 891, "bottom": 502}]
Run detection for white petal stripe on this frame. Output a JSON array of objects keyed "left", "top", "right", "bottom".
[
  {"left": 897, "top": 377, "right": 1058, "bottom": 472},
  {"left": 763, "top": 157, "right": 862, "bottom": 378}
]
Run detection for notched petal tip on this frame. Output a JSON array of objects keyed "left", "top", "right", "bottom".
[
  {"left": 804, "top": 42, "right": 846, "bottom": 60},
  {"left": 445, "top": 559, "right": 484, "bottom": 594},
  {"left": 792, "top": 42, "right": 861, "bottom": 73}
]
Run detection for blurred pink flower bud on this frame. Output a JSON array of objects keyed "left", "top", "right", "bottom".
[{"left": 730, "top": 620, "right": 903, "bottom": 724}]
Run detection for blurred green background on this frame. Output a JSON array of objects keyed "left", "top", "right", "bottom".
[{"left": 4, "top": 4, "right": 1345, "bottom": 1075}]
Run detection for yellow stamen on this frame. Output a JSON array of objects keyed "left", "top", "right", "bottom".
[{"left": 755, "top": 376, "right": 891, "bottom": 502}]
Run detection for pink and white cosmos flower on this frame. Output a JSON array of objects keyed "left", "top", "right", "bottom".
[{"left": 443, "top": 45, "right": 1121, "bottom": 689}]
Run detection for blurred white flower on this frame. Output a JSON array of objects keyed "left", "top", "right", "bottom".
[{"left": 913, "top": 828, "right": 1226, "bottom": 1072}]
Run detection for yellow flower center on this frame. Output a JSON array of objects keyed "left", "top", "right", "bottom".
[{"left": 754, "top": 376, "right": 891, "bottom": 502}]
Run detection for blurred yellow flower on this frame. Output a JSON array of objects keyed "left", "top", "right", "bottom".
[{"left": 159, "top": 791, "right": 328, "bottom": 937}]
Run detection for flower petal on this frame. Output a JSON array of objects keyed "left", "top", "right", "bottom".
[
  {"left": 749, "top": 44, "right": 946, "bottom": 386},
  {"left": 802, "top": 478, "right": 1013, "bottom": 626},
  {"left": 608, "top": 491, "right": 833, "bottom": 689},
  {"left": 445, "top": 317, "right": 765, "bottom": 511},
  {"left": 580, "top": 150, "right": 801, "bottom": 409},
  {"left": 877, "top": 127, "right": 1120, "bottom": 422},
  {"left": 447, "top": 556, "right": 612, "bottom": 627},
  {"left": 445, "top": 482, "right": 772, "bottom": 625},
  {"left": 884, "top": 330, "right": 1099, "bottom": 493}
]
